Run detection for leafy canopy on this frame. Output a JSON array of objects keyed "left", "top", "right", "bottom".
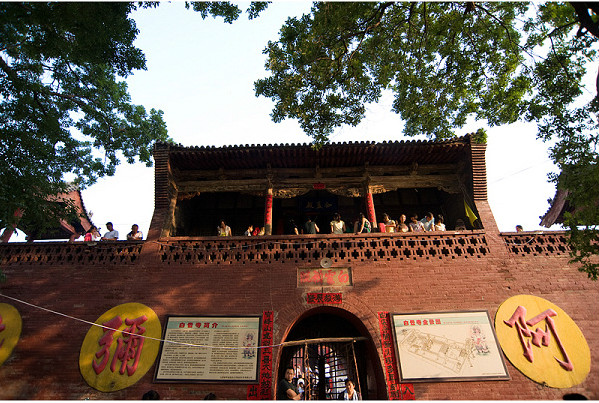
[
  {"left": 255, "top": 2, "right": 598, "bottom": 278},
  {"left": 0, "top": 2, "right": 170, "bottom": 236}
]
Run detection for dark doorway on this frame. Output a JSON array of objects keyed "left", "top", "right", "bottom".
[
  {"left": 174, "top": 192, "right": 264, "bottom": 236},
  {"left": 277, "top": 309, "right": 383, "bottom": 400}
]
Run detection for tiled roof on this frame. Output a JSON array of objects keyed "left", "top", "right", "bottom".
[{"left": 156, "top": 135, "right": 473, "bottom": 171}]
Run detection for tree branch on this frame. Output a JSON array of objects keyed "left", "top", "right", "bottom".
[{"left": 570, "top": 2, "right": 599, "bottom": 39}]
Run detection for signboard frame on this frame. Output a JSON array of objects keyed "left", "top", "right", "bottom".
[
  {"left": 154, "top": 315, "right": 262, "bottom": 383},
  {"left": 391, "top": 310, "right": 510, "bottom": 383}
]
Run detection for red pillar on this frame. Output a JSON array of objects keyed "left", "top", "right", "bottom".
[
  {"left": 264, "top": 188, "right": 273, "bottom": 236},
  {"left": 366, "top": 190, "right": 377, "bottom": 230}
]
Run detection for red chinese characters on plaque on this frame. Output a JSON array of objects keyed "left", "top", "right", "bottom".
[
  {"left": 79, "top": 303, "right": 162, "bottom": 392},
  {"left": 298, "top": 268, "right": 352, "bottom": 287},
  {"left": 495, "top": 295, "right": 591, "bottom": 389},
  {"left": 306, "top": 293, "right": 342, "bottom": 304},
  {"left": 92, "top": 315, "right": 148, "bottom": 376}
]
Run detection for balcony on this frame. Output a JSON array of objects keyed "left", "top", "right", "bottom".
[
  {"left": 156, "top": 230, "right": 491, "bottom": 265},
  {"left": 0, "top": 231, "right": 572, "bottom": 268}
]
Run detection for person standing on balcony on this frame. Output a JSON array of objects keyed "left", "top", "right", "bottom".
[
  {"left": 382, "top": 213, "right": 396, "bottom": 232},
  {"left": 420, "top": 212, "right": 435, "bottom": 231},
  {"left": 101, "top": 222, "right": 119, "bottom": 240},
  {"left": 286, "top": 218, "right": 299, "bottom": 235},
  {"left": 330, "top": 213, "right": 346, "bottom": 234},
  {"left": 217, "top": 220, "right": 232, "bottom": 236},
  {"left": 398, "top": 214, "right": 409, "bottom": 232},
  {"left": 304, "top": 217, "right": 320, "bottom": 234},
  {"left": 84, "top": 226, "right": 101, "bottom": 242},
  {"left": 434, "top": 215, "right": 446, "bottom": 231},
  {"left": 353, "top": 213, "right": 371, "bottom": 234},
  {"left": 127, "top": 224, "right": 143, "bottom": 240},
  {"left": 408, "top": 214, "right": 425, "bottom": 232}
]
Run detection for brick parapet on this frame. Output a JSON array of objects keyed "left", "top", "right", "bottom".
[{"left": 0, "top": 230, "right": 596, "bottom": 400}]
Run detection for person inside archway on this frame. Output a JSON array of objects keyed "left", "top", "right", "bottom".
[
  {"left": 338, "top": 378, "right": 361, "bottom": 400},
  {"left": 277, "top": 366, "right": 301, "bottom": 400}
]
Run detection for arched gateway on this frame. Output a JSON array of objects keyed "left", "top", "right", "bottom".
[{"left": 276, "top": 307, "right": 386, "bottom": 400}]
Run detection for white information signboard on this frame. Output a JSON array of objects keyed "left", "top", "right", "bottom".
[
  {"left": 155, "top": 315, "right": 261, "bottom": 383},
  {"left": 392, "top": 311, "right": 509, "bottom": 382}
]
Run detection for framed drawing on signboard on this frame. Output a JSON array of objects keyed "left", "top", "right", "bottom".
[
  {"left": 391, "top": 310, "right": 509, "bottom": 382},
  {"left": 154, "top": 315, "right": 261, "bottom": 383}
]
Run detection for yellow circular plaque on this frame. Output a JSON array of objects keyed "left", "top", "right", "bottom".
[
  {"left": 79, "top": 303, "right": 162, "bottom": 392},
  {"left": 0, "top": 303, "right": 22, "bottom": 367},
  {"left": 495, "top": 295, "right": 590, "bottom": 388}
]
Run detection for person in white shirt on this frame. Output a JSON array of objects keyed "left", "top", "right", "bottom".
[
  {"left": 434, "top": 214, "right": 446, "bottom": 231},
  {"left": 330, "top": 213, "right": 346, "bottom": 234},
  {"left": 127, "top": 224, "right": 143, "bottom": 240},
  {"left": 101, "top": 222, "right": 119, "bottom": 240},
  {"left": 217, "top": 219, "right": 232, "bottom": 236}
]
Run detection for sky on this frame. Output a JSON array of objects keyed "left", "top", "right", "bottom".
[{"left": 9, "top": 1, "right": 578, "bottom": 241}]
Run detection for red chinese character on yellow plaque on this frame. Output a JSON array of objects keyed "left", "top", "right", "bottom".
[
  {"left": 495, "top": 295, "right": 590, "bottom": 389},
  {"left": 80, "top": 303, "right": 161, "bottom": 392},
  {"left": 110, "top": 315, "right": 147, "bottom": 376},
  {"left": 92, "top": 316, "right": 123, "bottom": 374},
  {"left": 504, "top": 306, "right": 572, "bottom": 371}
]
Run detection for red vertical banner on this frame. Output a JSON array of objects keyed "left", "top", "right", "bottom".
[
  {"left": 264, "top": 191, "right": 273, "bottom": 235},
  {"left": 248, "top": 310, "right": 274, "bottom": 400},
  {"left": 378, "top": 312, "right": 414, "bottom": 400},
  {"left": 366, "top": 192, "right": 377, "bottom": 229}
]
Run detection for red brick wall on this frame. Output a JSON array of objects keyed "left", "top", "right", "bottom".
[{"left": 0, "top": 230, "right": 597, "bottom": 399}]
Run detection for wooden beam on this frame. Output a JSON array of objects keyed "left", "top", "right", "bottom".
[
  {"left": 281, "top": 337, "right": 368, "bottom": 347},
  {"left": 173, "top": 164, "right": 460, "bottom": 182},
  {"left": 176, "top": 174, "right": 460, "bottom": 194}
]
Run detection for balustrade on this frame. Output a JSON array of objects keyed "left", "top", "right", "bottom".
[
  {"left": 501, "top": 231, "right": 570, "bottom": 257},
  {"left": 1, "top": 231, "right": 572, "bottom": 268},
  {"left": 157, "top": 231, "right": 491, "bottom": 265},
  {"left": 0, "top": 241, "right": 143, "bottom": 267}
]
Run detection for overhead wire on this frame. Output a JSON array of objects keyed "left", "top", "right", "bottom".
[{"left": 0, "top": 292, "right": 281, "bottom": 351}]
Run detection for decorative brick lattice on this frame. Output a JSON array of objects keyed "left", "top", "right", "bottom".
[
  {"left": 0, "top": 241, "right": 144, "bottom": 267},
  {"left": 157, "top": 231, "right": 491, "bottom": 265},
  {"left": 501, "top": 232, "right": 570, "bottom": 257}
]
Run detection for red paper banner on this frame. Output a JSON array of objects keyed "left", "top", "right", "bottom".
[
  {"left": 248, "top": 311, "right": 274, "bottom": 400},
  {"left": 378, "top": 312, "right": 414, "bottom": 400}
]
